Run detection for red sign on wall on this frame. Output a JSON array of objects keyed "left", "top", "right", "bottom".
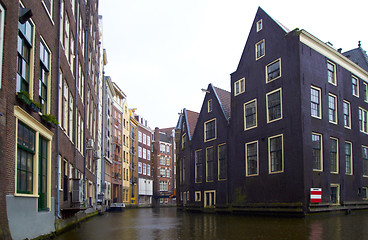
[{"left": 310, "top": 188, "right": 322, "bottom": 203}]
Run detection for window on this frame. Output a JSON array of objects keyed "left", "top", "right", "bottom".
[
  {"left": 138, "top": 146, "right": 142, "bottom": 158},
  {"left": 147, "top": 136, "right": 150, "bottom": 146},
  {"left": 362, "top": 146, "right": 368, "bottom": 177},
  {"left": 327, "top": 61, "right": 336, "bottom": 85},
  {"left": 266, "top": 89, "right": 282, "bottom": 123},
  {"left": 268, "top": 134, "right": 283, "bottom": 173},
  {"left": 359, "top": 108, "right": 368, "bottom": 133},
  {"left": 256, "top": 19, "right": 263, "bottom": 32},
  {"left": 143, "top": 148, "right": 146, "bottom": 160},
  {"left": 195, "top": 150, "right": 203, "bottom": 183},
  {"left": 206, "top": 147, "right": 214, "bottom": 182},
  {"left": 255, "top": 39, "right": 265, "bottom": 60},
  {"left": 266, "top": 58, "right": 281, "bottom": 82},
  {"left": 208, "top": 99, "right": 212, "bottom": 113},
  {"left": 363, "top": 82, "right": 368, "bottom": 102},
  {"left": 143, "top": 133, "right": 147, "bottom": 145},
  {"left": 160, "top": 144, "right": 165, "bottom": 153},
  {"left": 147, "top": 150, "right": 150, "bottom": 161},
  {"left": 330, "top": 184, "right": 340, "bottom": 205},
  {"left": 143, "top": 163, "right": 146, "bottom": 175},
  {"left": 204, "top": 190, "right": 216, "bottom": 208},
  {"left": 246, "top": 141, "right": 258, "bottom": 176},
  {"left": 181, "top": 133, "right": 186, "bottom": 149},
  {"left": 42, "top": 0, "right": 52, "bottom": 16},
  {"left": 218, "top": 144, "right": 227, "bottom": 180},
  {"left": 63, "top": 80, "right": 69, "bottom": 133},
  {"left": 312, "top": 133, "right": 323, "bottom": 171},
  {"left": 234, "top": 78, "right": 245, "bottom": 96},
  {"left": 138, "top": 131, "right": 142, "bottom": 143},
  {"left": 38, "top": 136, "right": 48, "bottom": 211},
  {"left": 311, "top": 86, "right": 321, "bottom": 118},
  {"left": 330, "top": 137, "right": 338, "bottom": 174},
  {"left": 244, "top": 99, "right": 257, "bottom": 130},
  {"left": 352, "top": 76, "right": 359, "bottom": 97},
  {"left": 204, "top": 119, "right": 216, "bottom": 142},
  {"left": 17, "top": 13, "right": 34, "bottom": 92},
  {"left": 17, "top": 122, "right": 35, "bottom": 194},
  {"left": 138, "top": 162, "right": 142, "bottom": 174},
  {"left": 39, "top": 40, "right": 50, "bottom": 114},
  {"left": 343, "top": 101, "right": 351, "bottom": 128},
  {"left": 166, "top": 145, "right": 170, "bottom": 154},
  {"left": 345, "top": 141, "right": 352, "bottom": 175},
  {"left": 195, "top": 191, "right": 201, "bottom": 202},
  {"left": 60, "top": 1, "right": 64, "bottom": 45},
  {"left": 328, "top": 94, "right": 337, "bottom": 124},
  {"left": 0, "top": 4, "right": 5, "bottom": 89},
  {"left": 362, "top": 187, "right": 368, "bottom": 200},
  {"left": 15, "top": 107, "right": 52, "bottom": 210}
]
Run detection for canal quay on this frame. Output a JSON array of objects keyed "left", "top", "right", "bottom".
[{"left": 55, "top": 208, "right": 368, "bottom": 240}]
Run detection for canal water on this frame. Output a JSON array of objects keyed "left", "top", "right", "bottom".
[{"left": 56, "top": 208, "right": 368, "bottom": 240}]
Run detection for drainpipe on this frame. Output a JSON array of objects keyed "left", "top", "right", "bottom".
[
  {"left": 83, "top": 23, "right": 89, "bottom": 205},
  {"left": 55, "top": 0, "right": 62, "bottom": 219},
  {"left": 101, "top": 72, "right": 106, "bottom": 201}
]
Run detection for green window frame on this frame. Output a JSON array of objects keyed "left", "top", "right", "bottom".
[
  {"left": 39, "top": 40, "right": 50, "bottom": 114},
  {"left": 17, "top": 121, "right": 35, "bottom": 194},
  {"left": 17, "top": 15, "right": 33, "bottom": 93},
  {"left": 38, "top": 136, "right": 48, "bottom": 211}
]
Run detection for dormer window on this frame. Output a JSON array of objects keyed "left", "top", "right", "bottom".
[{"left": 256, "top": 19, "right": 263, "bottom": 32}]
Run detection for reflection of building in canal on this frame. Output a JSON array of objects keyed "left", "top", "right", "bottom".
[{"left": 175, "top": 7, "right": 368, "bottom": 215}]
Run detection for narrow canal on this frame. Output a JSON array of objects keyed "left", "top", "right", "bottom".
[{"left": 56, "top": 208, "right": 368, "bottom": 240}]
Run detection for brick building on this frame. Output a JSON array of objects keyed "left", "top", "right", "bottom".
[
  {"left": 0, "top": 0, "right": 59, "bottom": 239},
  {"left": 153, "top": 127, "right": 176, "bottom": 206},
  {"left": 176, "top": 7, "right": 368, "bottom": 215}
]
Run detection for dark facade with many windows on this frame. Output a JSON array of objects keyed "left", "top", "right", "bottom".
[{"left": 176, "top": 7, "right": 368, "bottom": 214}]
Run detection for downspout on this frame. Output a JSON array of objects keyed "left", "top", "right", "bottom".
[
  {"left": 83, "top": 23, "right": 89, "bottom": 205},
  {"left": 74, "top": 0, "right": 80, "bottom": 198},
  {"left": 55, "top": 0, "right": 62, "bottom": 219},
  {"left": 101, "top": 72, "right": 106, "bottom": 202}
]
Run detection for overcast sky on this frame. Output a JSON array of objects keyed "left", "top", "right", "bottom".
[{"left": 99, "top": 0, "right": 368, "bottom": 129}]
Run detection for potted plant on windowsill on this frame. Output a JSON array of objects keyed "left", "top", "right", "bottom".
[
  {"left": 17, "top": 90, "right": 32, "bottom": 105},
  {"left": 30, "top": 101, "right": 42, "bottom": 113},
  {"left": 41, "top": 113, "right": 59, "bottom": 126}
]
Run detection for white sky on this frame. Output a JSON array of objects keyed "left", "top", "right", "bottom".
[{"left": 99, "top": 0, "right": 368, "bottom": 129}]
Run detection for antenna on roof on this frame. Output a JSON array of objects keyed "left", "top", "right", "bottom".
[{"left": 359, "top": 41, "right": 361, "bottom": 48}]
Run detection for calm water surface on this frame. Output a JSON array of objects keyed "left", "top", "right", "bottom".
[{"left": 56, "top": 208, "right": 368, "bottom": 240}]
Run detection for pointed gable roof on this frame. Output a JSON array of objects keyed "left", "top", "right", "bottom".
[
  {"left": 185, "top": 109, "right": 199, "bottom": 140},
  {"left": 234, "top": 7, "right": 290, "bottom": 72},
  {"left": 212, "top": 84, "right": 231, "bottom": 120},
  {"left": 175, "top": 108, "right": 199, "bottom": 141},
  {"left": 343, "top": 44, "right": 368, "bottom": 72}
]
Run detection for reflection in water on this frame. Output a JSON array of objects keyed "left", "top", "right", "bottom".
[{"left": 56, "top": 208, "right": 368, "bottom": 240}]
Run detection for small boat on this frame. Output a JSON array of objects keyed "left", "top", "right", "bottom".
[{"left": 108, "top": 203, "right": 125, "bottom": 212}]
